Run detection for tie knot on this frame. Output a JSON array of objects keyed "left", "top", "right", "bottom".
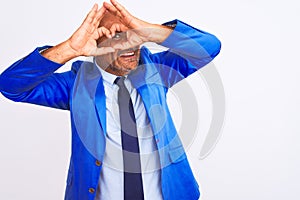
[{"left": 115, "top": 76, "right": 126, "bottom": 88}]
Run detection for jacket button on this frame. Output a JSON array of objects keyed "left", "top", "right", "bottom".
[
  {"left": 89, "top": 188, "right": 95, "bottom": 194},
  {"left": 95, "top": 160, "right": 102, "bottom": 166}
]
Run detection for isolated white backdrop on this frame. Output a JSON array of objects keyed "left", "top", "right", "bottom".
[{"left": 0, "top": 0, "right": 299, "bottom": 199}]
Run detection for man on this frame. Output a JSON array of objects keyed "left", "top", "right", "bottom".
[{"left": 0, "top": 0, "right": 221, "bottom": 199}]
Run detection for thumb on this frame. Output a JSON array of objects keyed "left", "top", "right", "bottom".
[
  {"left": 112, "top": 41, "right": 135, "bottom": 50},
  {"left": 90, "top": 47, "right": 115, "bottom": 56}
]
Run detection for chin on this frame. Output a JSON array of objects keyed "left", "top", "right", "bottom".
[
  {"left": 120, "top": 62, "right": 139, "bottom": 74},
  {"left": 115, "top": 56, "right": 139, "bottom": 74}
]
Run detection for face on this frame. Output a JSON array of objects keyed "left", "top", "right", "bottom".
[{"left": 95, "top": 13, "right": 140, "bottom": 76}]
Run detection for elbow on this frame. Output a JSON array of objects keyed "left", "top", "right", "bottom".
[
  {"left": 0, "top": 74, "right": 16, "bottom": 96},
  {"left": 191, "top": 34, "right": 221, "bottom": 69},
  {"left": 0, "top": 73, "right": 9, "bottom": 94},
  {"left": 0, "top": 90, "right": 27, "bottom": 103},
  {"left": 0, "top": 74, "right": 27, "bottom": 102},
  {"left": 207, "top": 34, "right": 221, "bottom": 59}
]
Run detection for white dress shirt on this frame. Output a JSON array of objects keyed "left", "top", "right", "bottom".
[{"left": 95, "top": 63, "right": 163, "bottom": 200}]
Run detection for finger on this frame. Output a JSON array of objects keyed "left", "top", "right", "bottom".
[
  {"left": 107, "top": 0, "right": 134, "bottom": 27},
  {"left": 81, "top": 4, "right": 102, "bottom": 33},
  {"left": 110, "top": 23, "right": 128, "bottom": 36},
  {"left": 84, "top": 4, "right": 99, "bottom": 25},
  {"left": 110, "top": 0, "right": 130, "bottom": 18},
  {"left": 94, "top": 6, "right": 107, "bottom": 24},
  {"left": 98, "top": 26, "right": 112, "bottom": 38},
  {"left": 103, "top": 2, "right": 121, "bottom": 18},
  {"left": 90, "top": 47, "right": 115, "bottom": 56},
  {"left": 113, "top": 30, "right": 143, "bottom": 50},
  {"left": 92, "top": 6, "right": 107, "bottom": 29},
  {"left": 112, "top": 41, "right": 134, "bottom": 50},
  {"left": 96, "top": 6, "right": 107, "bottom": 20}
]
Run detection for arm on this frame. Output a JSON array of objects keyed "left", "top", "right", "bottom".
[
  {"left": 0, "top": 4, "right": 113, "bottom": 109},
  {"left": 0, "top": 47, "right": 71, "bottom": 109},
  {"left": 152, "top": 19, "right": 221, "bottom": 88},
  {"left": 103, "top": 0, "right": 221, "bottom": 88},
  {"left": 41, "top": 4, "right": 114, "bottom": 64}
]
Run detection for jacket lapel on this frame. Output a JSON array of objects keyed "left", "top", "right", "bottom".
[
  {"left": 94, "top": 75, "right": 107, "bottom": 134},
  {"left": 71, "top": 61, "right": 106, "bottom": 161},
  {"left": 129, "top": 47, "right": 168, "bottom": 144}
]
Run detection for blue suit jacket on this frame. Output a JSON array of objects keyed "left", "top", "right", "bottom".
[{"left": 0, "top": 20, "right": 221, "bottom": 200}]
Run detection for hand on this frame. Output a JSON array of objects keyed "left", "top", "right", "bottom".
[
  {"left": 97, "top": 22, "right": 143, "bottom": 51},
  {"left": 41, "top": 1, "right": 173, "bottom": 64},
  {"left": 103, "top": 0, "right": 173, "bottom": 45},
  {"left": 66, "top": 4, "right": 115, "bottom": 56}
]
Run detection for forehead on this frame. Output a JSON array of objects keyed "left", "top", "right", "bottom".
[{"left": 100, "top": 12, "right": 121, "bottom": 28}]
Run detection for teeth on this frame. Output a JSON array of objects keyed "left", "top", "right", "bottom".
[{"left": 120, "top": 52, "right": 134, "bottom": 56}]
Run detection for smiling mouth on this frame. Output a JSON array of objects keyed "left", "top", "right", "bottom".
[
  {"left": 120, "top": 51, "right": 135, "bottom": 57},
  {"left": 117, "top": 47, "right": 139, "bottom": 59}
]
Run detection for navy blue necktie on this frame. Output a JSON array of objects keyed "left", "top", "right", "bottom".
[{"left": 115, "top": 77, "right": 144, "bottom": 200}]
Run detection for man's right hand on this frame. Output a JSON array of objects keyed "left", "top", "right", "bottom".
[
  {"left": 42, "top": 4, "right": 115, "bottom": 64},
  {"left": 67, "top": 4, "right": 118, "bottom": 57}
]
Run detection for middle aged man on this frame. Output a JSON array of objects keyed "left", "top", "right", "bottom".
[{"left": 0, "top": 0, "right": 221, "bottom": 199}]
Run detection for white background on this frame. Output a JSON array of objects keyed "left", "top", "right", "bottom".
[{"left": 0, "top": 0, "right": 299, "bottom": 199}]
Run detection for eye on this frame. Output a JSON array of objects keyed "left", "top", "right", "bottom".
[{"left": 112, "top": 32, "right": 122, "bottom": 40}]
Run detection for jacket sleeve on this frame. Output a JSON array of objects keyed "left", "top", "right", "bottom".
[
  {"left": 0, "top": 46, "right": 77, "bottom": 110},
  {"left": 151, "top": 19, "right": 221, "bottom": 88}
]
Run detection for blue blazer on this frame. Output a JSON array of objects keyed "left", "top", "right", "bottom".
[{"left": 0, "top": 20, "right": 221, "bottom": 200}]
